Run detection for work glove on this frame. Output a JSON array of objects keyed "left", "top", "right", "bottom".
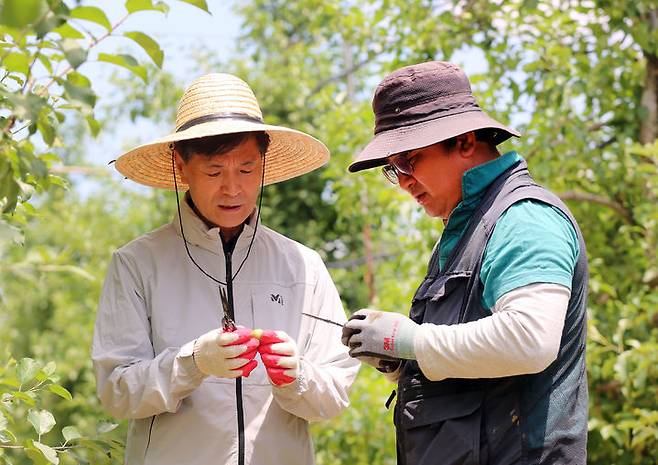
[
  {"left": 258, "top": 330, "right": 299, "bottom": 387},
  {"left": 358, "top": 356, "right": 402, "bottom": 374},
  {"left": 342, "top": 309, "right": 419, "bottom": 360},
  {"left": 193, "top": 326, "right": 260, "bottom": 378}
]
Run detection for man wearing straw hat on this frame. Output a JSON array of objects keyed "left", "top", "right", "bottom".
[
  {"left": 342, "top": 61, "right": 588, "bottom": 464},
  {"left": 92, "top": 73, "right": 359, "bottom": 465}
]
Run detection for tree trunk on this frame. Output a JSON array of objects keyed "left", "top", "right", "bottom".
[{"left": 639, "top": 9, "right": 658, "bottom": 145}]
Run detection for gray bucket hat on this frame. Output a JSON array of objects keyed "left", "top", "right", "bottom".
[{"left": 349, "top": 61, "right": 521, "bottom": 172}]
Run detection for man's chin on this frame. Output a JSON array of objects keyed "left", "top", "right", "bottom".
[
  {"left": 423, "top": 205, "right": 448, "bottom": 220},
  {"left": 207, "top": 205, "right": 257, "bottom": 230},
  {"left": 214, "top": 213, "right": 250, "bottom": 230}
]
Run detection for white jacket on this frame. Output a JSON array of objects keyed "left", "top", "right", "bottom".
[{"left": 92, "top": 200, "right": 359, "bottom": 465}]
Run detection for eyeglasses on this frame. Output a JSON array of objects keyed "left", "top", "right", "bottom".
[{"left": 381, "top": 152, "right": 414, "bottom": 185}]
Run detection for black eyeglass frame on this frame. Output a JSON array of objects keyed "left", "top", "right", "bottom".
[{"left": 381, "top": 151, "right": 414, "bottom": 184}]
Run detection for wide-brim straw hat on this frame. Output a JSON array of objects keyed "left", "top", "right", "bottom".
[
  {"left": 349, "top": 61, "right": 520, "bottom": 172},
  {"left": 115, "top": 73, "right": 330, "bottom": 189}
]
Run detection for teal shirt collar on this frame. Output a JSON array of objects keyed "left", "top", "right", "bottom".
[
  {"left": 439, "top": 151, "right": 523, "bottom": 270},
  {"left": 461, "top": 151, "right": 523, "bottom": 205}
]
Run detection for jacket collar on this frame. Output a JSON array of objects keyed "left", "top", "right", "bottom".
[
  {"left": 172, "top": 193, "right": 259, "bottom": 256},
  {"left": 461, "top": 151, "right": 522, "bottom": 204}
]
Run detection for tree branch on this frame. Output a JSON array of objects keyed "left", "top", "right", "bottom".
[
  {"left": 559, "top": 190, "right": 634, "bottom": 224},
  {"left": 326, "top": 251, "right": 400, "bottom": 269},
  {"left": 40, "top": 13, "right": 130, "bottom": 94},
  {"left": 307, "top": 54, "right": 373, "bottom": 98},
  {"left": 49, "top": 165, "right": 109, "bottom": 176}
]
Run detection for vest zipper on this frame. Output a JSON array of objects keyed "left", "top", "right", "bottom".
[{"left": 224, "top": 247, "right": 246, "bottom": 465}]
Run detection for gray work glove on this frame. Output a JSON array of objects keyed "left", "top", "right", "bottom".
[{"left": 342, "top": 308, "right": 419, "bottom": 360}]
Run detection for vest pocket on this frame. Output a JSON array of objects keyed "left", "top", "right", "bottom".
[
  {"left": 410, "top": 272, "right": 472, "bottom": 326},
  {"left": 396, "top": 390, "right": 483, "bottom": 465},
  {"left": 412, "top": 272, "right": 471, "bottom": 303}
]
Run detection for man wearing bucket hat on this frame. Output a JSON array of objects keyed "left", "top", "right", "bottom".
[
  {"left": 342, "top": 61, "right": 588, "bottom": 464},
  {"left": 92, "top": 73, "right": 359, "bottom": 465}
]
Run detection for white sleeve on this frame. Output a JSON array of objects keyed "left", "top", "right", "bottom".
[
  {"left": 92, "top": 252, "right": 206, "bottom": 420},
  {"left": 414, "top": 283, "right": 569, "bottom": 381},
  {"left": 271, "top": 258, "right": 360, "bottom": 422}
]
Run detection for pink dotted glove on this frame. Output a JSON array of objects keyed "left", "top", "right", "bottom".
[
  {"left": 193, "top": 326, "right": 260, "bottom": 379},
  {"left": 257, "top": 330, "right": 299, "bottom": 387}
]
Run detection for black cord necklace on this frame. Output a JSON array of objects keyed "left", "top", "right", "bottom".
[{"left": 170, "top": 147, "right": 265, "bottom": 285}]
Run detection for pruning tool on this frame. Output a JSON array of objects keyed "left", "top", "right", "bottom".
[
  {"left": 219, "top": 286, "right": 236, "bottom": 331},
  {"left": 301, "top": 312, "right": 344, "bottom": 328}
]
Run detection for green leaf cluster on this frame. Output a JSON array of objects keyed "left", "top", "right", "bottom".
[
  {"left": 0, "top": 0, "right": 202, "bottom": 237},
  {"left": 0, "top": 355, "right": 122, "bottom": 464}
]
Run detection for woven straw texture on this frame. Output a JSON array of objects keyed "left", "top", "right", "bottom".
[{"left": 115, "top": 73, "right": 329, "bottom": 189}]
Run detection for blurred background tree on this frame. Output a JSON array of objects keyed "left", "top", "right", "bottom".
[
  {"left": 1, "top": 0, "right": 656, "bottom": 464},
  {"left": 0, "top": 0, "right": 207, "bottom": 463}
]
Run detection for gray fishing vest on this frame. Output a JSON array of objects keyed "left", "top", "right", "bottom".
[{"left": 395, "top": 160, "right": 588, "bottom": 465}]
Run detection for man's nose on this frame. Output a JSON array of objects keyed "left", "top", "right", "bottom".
[{"left": 220, "top": 173, "right": 241, "bottom": 196}]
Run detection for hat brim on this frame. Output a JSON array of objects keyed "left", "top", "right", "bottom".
[
  {"left": 348, "top": 110, "right": 521, "bottom": 172},
  {"left": 115, "top": 119, "right": 329, "bottom": 190}
]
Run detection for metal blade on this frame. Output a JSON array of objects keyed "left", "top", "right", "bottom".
[{"left": 301, "top": 312, "right": 345, "bottom": 328}]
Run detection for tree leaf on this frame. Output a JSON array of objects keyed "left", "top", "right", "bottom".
[
  {"left": 61, "top": 426, "right": 81, "bottom": 443},
  {"left": 0, "top": 0, "right": 48, "bottom": 27},
  {"left": 77, "top": 438, "right": 107, "bottom": 455},
  {"left": 17, "top": 358, "right": 40, "bottom": 384},
  {"left": 86, "top": 114, "right": 101, "bottom": 137},
  {"left": 66, "top": 70, "right": 92, "bottom": 88},
  {"left": 31, "top": 440, "right": 59, "bottom": 464},
  {"left": 62, "top": 74, "right": 97, "bottom": 108},
  {"left": 124, "top": 31, "right": 163, "bottom": 67},
  {"left": 4, "top": 52, "right": 30, "bottom": 75},
  {"left": 42, "top": 361, "right": 56, "bottom": 377},
  {"left": 37, "top": 54, "right": 53, "bottom": 73},
  {"left": 9, "top": 390, "right": 36, "bottom": 406},
  {"left": 47, "top": 384, "right": 72, "bottom": 401},
  {"left": 98, "top": 52, "right": 138, "bottom": 67},
  {"left": 125, "top": 0, "right": 169, "bottom": 13},
  {"left": 34, "top": 8, "right": 67, "bottom": 38},
  {"left": 97, "top": 53, "right": 147, "bottom": 82},
  {"left": 52, "top": 22, "right": 85, "bottom": 40},
  {"left": 5, "top": 90, "right": 48, "bottom": 124},
  {"left": 0, "top": 218, "right": 24, "bottom": 246},
  {"left": 59, "top": 39, "right": 88, "bottom": 69},
  {"left": 27, "top": 409, "right": 56, "bottom": 436},
  {"left": 37, "top": 107, "right": 56, "bottom": 146},
  {"left": 0, "top": 430, "right": 17, "bottom": 444},
  {"left": 70, "top": 6, "right": 111, "bottom": 31},
  {"left": 96, "top": 421, "right": 118, "bottom": 434},
  {"left": 178, "top": 0, "right": 209, "bottom": 13},
  {"left": 0, "top": 178, "right": 20, "bottom": 215}
]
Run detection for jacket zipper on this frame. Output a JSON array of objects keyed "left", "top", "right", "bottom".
[
  {"left": 143, "top": 415, "right": 156, "bottom": 462},
  {"left": 224, "top": 248, "right": 246, "bottom": 465}
]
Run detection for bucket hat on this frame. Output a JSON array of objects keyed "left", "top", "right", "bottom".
[
  {"left": 115, "top": 73, "right": 330, "bottom": 189},
  {"left": 349, "top": 61, "right": 520, "bottom": 172}
]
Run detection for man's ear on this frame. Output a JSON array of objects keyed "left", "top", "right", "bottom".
[
  {"left": 172, "top": 147, "right": 188, "bottom": 184},
  {"left": 457, "top": 132, "right": 476, "bottom": 157}
]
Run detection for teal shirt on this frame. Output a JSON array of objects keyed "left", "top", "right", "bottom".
[{"left": 438, "top": 151, "right": 580, "bottom": 309}]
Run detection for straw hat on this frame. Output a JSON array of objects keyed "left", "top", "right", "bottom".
[{"left": 115, "top": 73, "right": 330, "bottom": 189}]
